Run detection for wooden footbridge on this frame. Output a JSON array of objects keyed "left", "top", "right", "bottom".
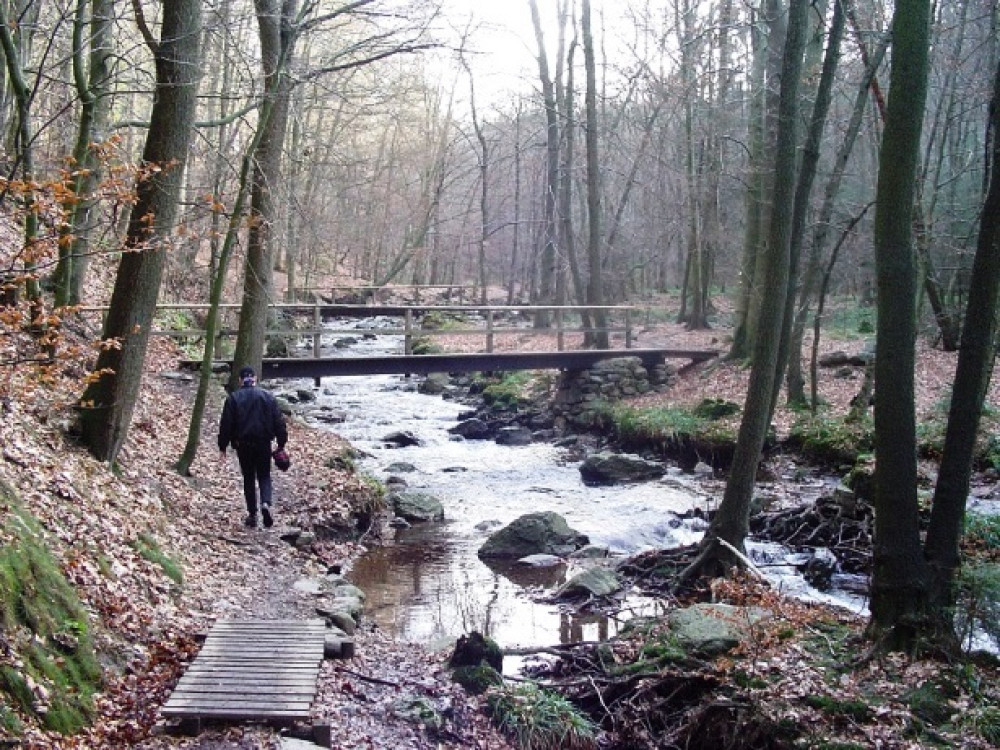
[
  {"left": 99, "top": 300, "right": 718, "bottom": 379},
  {"left": 254, "top": 346, "right": 717, "bottom": 380},
  {"left": 160, "top": 619, "right": 331, "bottom": 740}
]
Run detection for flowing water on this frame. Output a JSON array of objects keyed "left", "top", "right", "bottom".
[{"left": 291, "top": 320, "right": 867, "bottom": 664}]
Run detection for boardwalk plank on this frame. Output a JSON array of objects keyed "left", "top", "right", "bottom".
[{"left": 160, "top": 619, "right": 326, "bottom": 728}]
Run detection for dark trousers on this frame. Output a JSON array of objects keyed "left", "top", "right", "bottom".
[{"left": 236, "top": 442, "right": 273, "bottom": 515}]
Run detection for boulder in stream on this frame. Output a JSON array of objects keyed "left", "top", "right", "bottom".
[
  {"left": 553, "top": 566, "right": 622, "bottom": 600},
  {"left": 419, "top": 373, "right": 451, "bottom": 395},
  {"left": 478, "top": 511, "right": 588, "bottom": 559},
  {"left": 383, "top": 430, "right": 421, "bottom": 447},
  {"left": 495, "top": 426, "right": 532, "bottom": 446},
  {"left": 448, "top": 418, "right": 491, "bottom": 440},
  {"left": 579, "top": 451, "right": 666, "bottom": 484},
  {"left": 391, "top": 491, "right": 445, "bottom": 523}
]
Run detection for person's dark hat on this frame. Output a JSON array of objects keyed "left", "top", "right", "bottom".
[{"left": 238, "top": 365, "right": 255, "bottom": 379}]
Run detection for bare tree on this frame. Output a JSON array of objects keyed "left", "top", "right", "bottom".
[
  {"left": 79, "top": 0, "right": 202, "bottom": 464},
  {"left": 680, "top": 0, "right": 809, "bottom": 583},
  {"left": 867, "top": 0, "right": 933, "bottom": 650}
]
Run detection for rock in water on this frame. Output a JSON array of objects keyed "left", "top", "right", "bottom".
[
  {"left": 553, "top": 567, "right": 622, "bottom": 600},
  {"left": 579, "top": 452, "right": 666, "bottom": 484},
  {"left": 478, "top": 511, "right": 588, "bottom": 559},
  {"left": 391, "top": 491, "right": 445, "bottom": 522}
]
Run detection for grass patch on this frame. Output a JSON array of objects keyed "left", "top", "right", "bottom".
[
  {"left": 788, "top": 413, "right": 874, "bottom": 466},
  {"left": 963, "top": 705, "right": 1000, "bottom": 746},
  {"left": 602, "top": 403, "right": 738, "bottom": 455},
  {"left": 487, "top": 681, "right": 598, "bottom": 750},
  {"left": 0, "top": 485, "right": 102, "bottom": 735},
  {"left": 420, "top": 310, "right": 466, "bottom": 330},
  {"left": 964, "top": 514, "right": 1000, "bottom": 551},
  {"left": 131, "top": 532, "right": 183, "bottom": 584},
  {"left": 823, "top": 301, "right": 876, "bottom": 340},
  {"left": 409, "top": 336, "right": 443, "bottom": 355}
]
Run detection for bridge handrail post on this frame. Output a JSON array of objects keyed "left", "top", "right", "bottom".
[
  {"left": 625, "top": 308, "right": 633, "bottom": 349},
  {"left": 404, "top": 309, "right": 413, "bottom": 355},
  {"left": 313, "top": 303, "right": 322, "bottom": 358},
  {"left": 486, "top": 309, "right": 494, "bottom": 353},
  {"left": 556, "top": 309, "right": 565, "bottom": 351}
]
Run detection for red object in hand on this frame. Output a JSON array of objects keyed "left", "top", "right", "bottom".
[{"left": 272, "top": 448, "right": 291, "bottom": 471}]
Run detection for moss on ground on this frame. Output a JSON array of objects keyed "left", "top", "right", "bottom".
[{"left": 0, "top": 480, "right": 101, "bottom": 736}]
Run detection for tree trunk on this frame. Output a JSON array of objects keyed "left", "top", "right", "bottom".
[
  {"left": 231, "top": 0, "right": 297, "bottom": 386},
  {"left": 788, "top": 29, "right": 889, "bottom": 406},
  {"left": 924, "top": 56, "right": 1000, "bottom": 637},
  {"left": 867, "top": 0, "right": 932, "bottom": 650},
  {"left": 53, "top": 0, "right": 114, "bottom": 307},
  {"left": 79, "top": 0, "right": 201, "bottom": 464},
  {"left": 529, "top": 0, "right": 558, "bottom": 328},
  {"left": 0, "top": 0, "right": 40, "bottom": 306},
  {"left": 774, "top": 0, "right": 843, "bottom": 410},
  {"left": 582, "top": 0, "right": 608, "bottom": 349},
  {"left": 730, "top": 0, "right": 776, "bottom": 359},
  {"left": 679, "top": 0, "right": 808, "bottom": 583}
]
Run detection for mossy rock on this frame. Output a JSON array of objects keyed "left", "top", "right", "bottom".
[
  {"left": 844, "top": 461, "right": 875, "bottom": 500},
  {"left": 449, "top": 631, "right": 503, "bottom": 673},
  {"left": 452, "top": 664, "right": 503, "bottom": 695},
  {"left": 410, "top": 336, "right": 443, "bottom": 355}
]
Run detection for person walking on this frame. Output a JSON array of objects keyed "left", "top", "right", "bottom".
[{"left": 218, "top": 365, "right": 288, "bottom": 529}]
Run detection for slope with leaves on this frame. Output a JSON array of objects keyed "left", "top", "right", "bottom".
[{"left": 0, "top": 327, "right": 428, "bottom": 747}]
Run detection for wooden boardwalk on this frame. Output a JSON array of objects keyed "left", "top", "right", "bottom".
[{"left": 161, "top": 619, "right": 326, "bottom": 727}]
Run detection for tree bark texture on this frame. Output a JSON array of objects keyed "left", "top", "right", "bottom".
[
  {"left": 683, "top": 0, "right": 808, "bottom": 579},
  {"left": 868, "top": 0, "right": 932, "bottom": 647},
  {"left": 79, "top": 0, "right": 201, "bottom": 463},
  {"left": 232, "top": 0, "right": 297, "bottom": 385}
]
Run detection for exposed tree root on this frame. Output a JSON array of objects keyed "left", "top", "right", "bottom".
[{"left": 749, "top": 493, "right": 874, "bottom": 573}]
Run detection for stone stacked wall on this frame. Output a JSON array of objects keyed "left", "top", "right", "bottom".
[{"left": 552, "top": 356, "right": 674, "bottom": 429}]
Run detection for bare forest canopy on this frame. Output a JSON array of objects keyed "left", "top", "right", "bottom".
[
  {"left": 0, "top": 0, "right": 998, "bottom": 713},
  {"left": 0, "top": 0, "right": 992, "bottom": 321}
]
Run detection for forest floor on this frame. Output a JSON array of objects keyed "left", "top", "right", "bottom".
[{"left": 1, "top": 290, "right": 999, "bottom": 749}]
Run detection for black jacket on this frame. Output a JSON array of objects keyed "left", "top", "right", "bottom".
[{"left": 218, "top": 384, "right": 288, "bottom": 451}]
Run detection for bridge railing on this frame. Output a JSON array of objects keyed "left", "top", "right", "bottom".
[{"left": 79, "top": 302, "right": 639, "bottom": 357}]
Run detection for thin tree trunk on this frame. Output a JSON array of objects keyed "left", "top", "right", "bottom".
[
  {"left": 529, "top": 0, "right": 558, "bottom": 328},
  {"left": 680, "top": 0, "right": 808, "bottom": 583},
  {"left": 54, "top": 0, "right": 113, "bottom": 306},
  {"left": 231, "top": 0, "right": 298, "bottom": 385},
  {"left": 788, "top": 27, "right": 889, "bottom": 405},
  {"left": 730, "top": 1, "right": 774, "bottom": 358},
  {"left": 582, "top": 0, "right": 607, "bottom": 349},
  {"left": 774, "top": 0, "right": 844, "bottom": 410},
  {"left": 867, "top": 0, "right": 933, "bottom": 649},
  {"left": 924, "top": 56, "right": 1000, "bottom": 637}
]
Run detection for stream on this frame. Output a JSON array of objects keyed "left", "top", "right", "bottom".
[{"left": 290, "top": 319, "right": 868, "bottom": 667}]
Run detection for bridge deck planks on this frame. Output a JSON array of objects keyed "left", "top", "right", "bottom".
[
  {"left": 161, "top": 619, "right": 326, "bottom": 725},
  {"left": 253, "top": 347, "right": 719, "bottom": 380}
]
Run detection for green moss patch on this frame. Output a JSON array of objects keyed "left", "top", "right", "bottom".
[{"left": 0, "top": 485, "right": 101, "bottom": 735}]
